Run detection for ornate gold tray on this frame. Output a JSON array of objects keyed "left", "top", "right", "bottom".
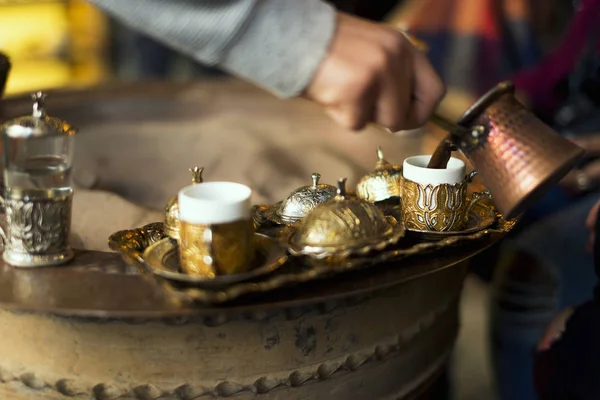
[
  {"left": 109, "top": 205, "right": 515, "bottom": 305},
  {"left": 253, "top": 201, "right": 286, "bottom": 226},
  {"left": 143, "top": 233, "right": 288, "bottom": 288}
]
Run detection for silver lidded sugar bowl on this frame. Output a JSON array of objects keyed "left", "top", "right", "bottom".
[
  {"left": 287, "top": 178, "right": 406, "bottom": 259},
  {"left": 1, "top": 92, "right": 77, "bottom": 267},
  {"left": 164, "top": 166, "right": 204, "bottom": 240},
  {"left": 276, "top": 172, "right": 337, "bottom": 224},
  {"left": 356, "top": 146, "right": 402, "bottom": 203},
  {"left": 253, "top": 172, "right": 337, "bottom": 227}
]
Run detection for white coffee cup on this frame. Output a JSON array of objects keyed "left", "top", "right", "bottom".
[
  {"left": 402, "top": 155, "right": 466, "bottom": 185},
  {"left": 178, "top": 182, "right": 252, "bottom": 224},
  {"left": 177, "top": 182, "right": 254, "bottom": 277}
]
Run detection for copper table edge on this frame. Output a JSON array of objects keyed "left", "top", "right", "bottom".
[{"left": 0, "top": 232, "right": 502, "bottom": 319}]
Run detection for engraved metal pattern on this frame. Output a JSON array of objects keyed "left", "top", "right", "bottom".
[
  {"left": 401, "top": 179, "right": 469, "bottom": 232},
  {"left": 0, "top": 299, "right": 454, "bottom": 399},
  {"left": 356, "top": 147, "right": 402, "bottom": 202},
  {"left": 163, "top": 166, "right": 204, "bottom": 240},
  {"left": 288, "top": 178, "right": 405, "bottom": 259},
  {"left": 178, "top": 218, "right": 254, "bottom": 277},
  {"left": 3, "top": 188, "right": 73, "bottom": 267},
  {"left": 273, "top": 173, "right": 337, "bottom": 225},
  {"left": 405, "top": 202, "right": 497, "bottom": 241},
  {"left": 456, "top": 81, "right": 584, "bottom": 219},
  {"left": 110, "top": 201, "right": 515, "bottom": 305}
]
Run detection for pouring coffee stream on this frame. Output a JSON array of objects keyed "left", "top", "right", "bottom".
[{"left": 426, "top": 114, "right": 492, "bottom": 169}]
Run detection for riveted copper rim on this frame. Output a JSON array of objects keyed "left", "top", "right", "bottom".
[{"left": 457, "top": 81, "right": 515, "bottom": 127}]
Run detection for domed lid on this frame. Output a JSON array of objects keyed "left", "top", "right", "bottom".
[
  {"left": 2, "top": 92, "right": 77, "bottom": 139},
  {"left": 164, "top": 166, "right": 204, "bottom": 240},
  {"left": 356, "top": 147, "right": 402, "bottom": 202},
  {"left": 276, "top": 173, "right": 337, "bottom": 223},
  {"left": 289, "top": 178, "right": 405, "bottom": 258}
]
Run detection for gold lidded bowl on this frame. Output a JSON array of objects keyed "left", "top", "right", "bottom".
[
  {"left": 164, "top": 166, "right": 204, "bottom": 240},
  {"left": 254, "top": 172, "right": 337, "bottom": 226},
  {"left": 287, "top": 178, "right": 406, "bottom": 259},
  {"left": 356, "top": 147, "right": 402, "bottom": 202}
]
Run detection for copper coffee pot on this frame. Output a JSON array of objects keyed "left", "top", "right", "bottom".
[{"left": 432, "top": 81, "right": 584, "bottom": 220}]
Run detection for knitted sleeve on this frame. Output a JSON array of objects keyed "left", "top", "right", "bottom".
[{"left": 89, "top": 0, "right": 337, "bottom": 98}]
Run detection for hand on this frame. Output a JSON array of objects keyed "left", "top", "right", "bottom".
[
  {"left": 303, "top": 13, "right": 445, "bottom": 132},
  {"left": 537, "top": 306, "right": 575, "bottom": 351},
  {"left": 585, "top": 199, "right": 600, "bottom": 251},
  {"left": 560, "top": 134, "right": 600, "bottom": 195}
]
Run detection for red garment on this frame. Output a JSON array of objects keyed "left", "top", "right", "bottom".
[{"left": 510, "top": 0, "right": 600, "bottom": 115}]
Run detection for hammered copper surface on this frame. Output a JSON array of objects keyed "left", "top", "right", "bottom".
[{"left": 458, "top": 82, "right": 584, "bottom": 219}]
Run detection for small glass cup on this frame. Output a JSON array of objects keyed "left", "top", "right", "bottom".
[{"left": 177, "top": 182, "right": 254, "bottom": 277}]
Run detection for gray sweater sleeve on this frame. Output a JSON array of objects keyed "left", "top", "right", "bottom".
[{"left": 89, "top": 0, "right": 337, "bottom": 98}]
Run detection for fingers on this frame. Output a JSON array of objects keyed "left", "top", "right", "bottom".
[
  {"left": 374, "top": 33, "right": 413, "bottom": 131},
  {"left": 537, "top": 307, "right": 575, "bottom": 351},
  {"left": 373, "top": 31, "right": 444, "bottom": 131},
  {"left": 324, "top": 100, "right": 375, "bottom": 131},
  {"left": 572, "top": 134, "right": 600, "bottom": 156},
  {"left": 405, "top": 49, "right": 445, "bottom": 128},
  {"left": 303, "top": 13, "right": 445, "bottom": 132},
  {"left": 585, "top": 200, "right": 600, "bottom": 233},
  {"left": 585, "top": 199, "right": 600, "bottom": 251}
]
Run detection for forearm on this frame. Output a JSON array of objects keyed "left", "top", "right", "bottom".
[{"left": 89, "top": 0, "right": 336, "bottom": 97}]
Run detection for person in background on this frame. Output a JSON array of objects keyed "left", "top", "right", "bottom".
[
  {"left": 531, "top": 199, "right": 600, "bottom": 400},
  {"left": 490, "top": 1, "right": 600, "bottom": 399},
  {"left": 394, "top": 0, "right": 600, "bottom": 399},
  {"left": 88, "top": 0, "right": 444, "bottom": 134}
]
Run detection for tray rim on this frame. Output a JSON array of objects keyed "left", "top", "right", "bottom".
[
  {"left": 142, "top": 233, "right": 288, "bottom": 287},
  {"left": 108, "top": 202, "right": 516, "bottom": 305}
]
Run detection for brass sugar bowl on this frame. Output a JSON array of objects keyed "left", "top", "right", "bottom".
[
  {"left": 287, "top": 178, "right": 406, "bottom": 259},
  {"left": 356, "top": 147, "right": 402, "bottom": 203},
  {"left": 164, "top": 166, "right": 204, "bottom": 240}
]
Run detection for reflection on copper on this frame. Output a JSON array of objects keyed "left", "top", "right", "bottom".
[{"left": 457, "top": 82, "right": 584, "bottom": 219}]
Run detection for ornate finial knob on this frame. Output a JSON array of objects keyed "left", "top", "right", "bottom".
[
  {"left": 31, "top": 91, "right": 47, "bottom": 118},
  {"left": 375, "top": 146, "right": 391, "bottom": 169},
  {"left": 311, "top": 172, "right": 321, "bottom": 189},
  {"left": 190, "top": 166, "right": 204, "bottom": 184},
  {"left": 336, "top": 178, "right": 347, "bottom": 199}
]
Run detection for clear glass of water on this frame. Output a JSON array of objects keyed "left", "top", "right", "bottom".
[{"left": 3, "top": 134, "right": 74, "bottom": 191}]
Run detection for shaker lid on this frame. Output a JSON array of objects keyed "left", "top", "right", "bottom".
[
  {"left": 3, "top": 92, "right": 77, "bottom": 139},
  {"left": 356, "top": 147, "right": 402, "bottom": 202},
  {"left": 276, "top": 172, "right": 337, "bottom": 223}
]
